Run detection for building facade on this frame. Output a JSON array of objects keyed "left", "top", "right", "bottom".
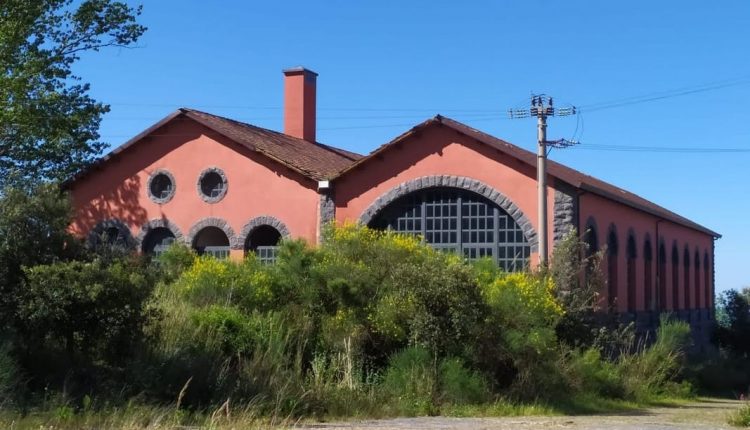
[{"left": 66, "top": 68, "right": 719, "bottom": 342}]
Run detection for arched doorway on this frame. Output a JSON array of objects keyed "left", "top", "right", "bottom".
[
  {"left": 142, "top": 227, "right": 176, "bottom": 256},
  {"left": 369, "top": 187, "right": 531, "bottom": 271},
  {"left": 193, "top": 226, "right": 230, "bottom": 259},
  {"left": 245, "top": 225, "right": 282, "bottom": 264}
]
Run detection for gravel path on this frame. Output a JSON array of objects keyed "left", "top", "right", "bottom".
[{"left": 295, "top": 399, "right": 744, "bottom": 430}]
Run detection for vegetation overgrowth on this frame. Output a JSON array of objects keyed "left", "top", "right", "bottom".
[{"left": 0, "top": 186, "right": 702, "bottom": 428}]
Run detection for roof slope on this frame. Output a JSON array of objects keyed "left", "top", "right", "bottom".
[
  {"left": 182, "top": 109, "right": 361, "bottom": 180},
  {"left": 334, "top": 115, "right": 719, "bottom": 238},
  {"left": 65, "top": 108, "right": 362, "bottom": 186}
]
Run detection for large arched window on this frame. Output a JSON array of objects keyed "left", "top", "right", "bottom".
[
  {"left": 671, "top": 243, "right": 680, "bottom": 310},
  {"left": 626, "top": 233, "right": 637, "bottom": 313},
  {"left": 643, "top": 237, "right": 653, "bottom": 311},
  {"left": 369, "top": 187, "right": 531, "bottom": 271},
  {"left": 607, "top": 225, "right": 618, "bottom": 311},
  {"left": 684, "top": 247, "right": 691, "bottom": 310}
]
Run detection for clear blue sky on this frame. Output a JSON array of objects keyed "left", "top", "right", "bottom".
[{"left": 74, "top": 1, "right": 750, "bottom": 293}]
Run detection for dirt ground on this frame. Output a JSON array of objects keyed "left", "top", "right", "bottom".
[{"left": 296, "top": 399, "right": 745, "bottom": 430}]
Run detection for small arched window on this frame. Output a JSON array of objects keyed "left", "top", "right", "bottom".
[
  {"left": 607, "top": 225, "right": 619, "bottom": 311},
  {"left": 643, "top": 237, "right": 653, "bottom": 311},
  {"left": 671, "top": 242, "right": 680, "bottom": 310},
  {"left": 704, "top": 251, "right": 711, "bottom": 310},
  {"left": 658, "top": 241, "right": 667, "bottom": 311},
  {"left": 694, "top": 250, "right": 701, "bottom": 310},
  {"left": 626, "top": 233, "right": 637, "bottom": 313},
  {"left": 683, "top": 247, "right": 691, "bottom": 310}
]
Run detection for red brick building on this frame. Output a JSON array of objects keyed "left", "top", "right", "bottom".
[{"left": 66, "top": 67, "right": 719, "bottom": 341}]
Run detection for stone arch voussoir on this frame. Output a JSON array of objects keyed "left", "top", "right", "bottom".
[
  {"left": 187, "top": 217, "right": 238, "bottom": 249},
  {"left": 358, "top": 175, "right": 538, "bottom": 252},
  {"left": 239, "top": 215, "right": 291, "bottom": 248},
  {"left": 135, "top": 218, "right": 185, "bottom": 250}
]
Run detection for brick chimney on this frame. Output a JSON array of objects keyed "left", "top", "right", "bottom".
[{"left": 283, "top": 67, "right": 317, "bottom": 142}]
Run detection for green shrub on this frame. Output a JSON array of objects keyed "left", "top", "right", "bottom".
[
  {"left": 18, "top": 259, "right": 155, "bottom": 360},
  {"left": 566, "top": 348, "right": 624, "bottom": 398},
  {"left": 381, "top": 347, "right": 436, "bottom": 416},
  {"left": 155, "top": 242, "right": 196, "bottom": 282},
  {"left": 438, "top": 358, "right": 489, "bottom": 405},
  {"left": 617, "top": 316, "right": 692, "bottom": 401},
  {"left": 729, "top": 402, "right": 750, "bottom": 427}
]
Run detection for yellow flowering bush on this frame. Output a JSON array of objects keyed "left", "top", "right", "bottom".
[{"left": 480, "top": 272, "right": 563, "bottom": 355}]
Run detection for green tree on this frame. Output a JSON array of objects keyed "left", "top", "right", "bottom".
[
  {"left": 0, "top": 183, "right": 82, "bottom": 324},
  {"left": 715, "top": 288, "right": 750, "bottom": 357},
  {"left": 0, "top": 0, "right": 146, "bottom": 186}
]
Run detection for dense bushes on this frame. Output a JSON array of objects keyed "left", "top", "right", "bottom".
[{"left": 0, "top": 220, "right": 699, "bottom": 420}]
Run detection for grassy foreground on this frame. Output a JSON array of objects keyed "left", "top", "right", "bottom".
[{"left": 0, "top": 395, "right": 699, "bottom": 430}]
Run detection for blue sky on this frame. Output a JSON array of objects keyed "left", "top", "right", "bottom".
[{"left": 74, "top": 1, "right": 750, "bottom": 293}]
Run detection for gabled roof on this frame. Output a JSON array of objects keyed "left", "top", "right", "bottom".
[
  {"left": 333, "top": 115, "right": 720, "bottom": 238},
  {"left": 65, "top": 108, "right": 362, "bottom": 186}
]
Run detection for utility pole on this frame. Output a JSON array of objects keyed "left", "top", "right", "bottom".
[{"left": 509, "top": 95, "right": 577, "bottom": 266}]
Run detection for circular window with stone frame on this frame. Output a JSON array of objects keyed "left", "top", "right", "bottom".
[
  {"left": 147, "top": 170, "right": 176, "bottom": 204},
  {"left": 197, "top": 167, "right": 228, "bottom": 203}
]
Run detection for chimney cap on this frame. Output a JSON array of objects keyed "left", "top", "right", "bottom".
[{"left": 283, "top": 66, "right": 318, "bottom": 77}]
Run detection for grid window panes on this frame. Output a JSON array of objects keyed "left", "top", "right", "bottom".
[
  {"left": 256, "top": 246, "right": 279, "bottom": 264},
  {"left": 370, "top": 188, "right": 530, "bottom": 271}
]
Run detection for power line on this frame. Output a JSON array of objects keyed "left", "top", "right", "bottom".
[
  {"left": 579, "top": 75, "right": 750, "bottom": 113},
  {"left": 575, "top": 143, "right": 750, "bottom": 153}
]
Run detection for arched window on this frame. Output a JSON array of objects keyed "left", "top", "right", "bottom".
[
  {"left": 142, "top": 227, "right": 176, "bottom": 256},
  {"left": 658, "top": 241, "right": 667, "bottom": 311},
  {"left": 684, "top": 247, "right": 691, "bottom": 310},
  {"left": 643, "top": 237, "right": 653, "bottom": 311},
  {"left": 583, "top": 220, "right": 599, "bottom": 283},
  {"left": 626, "top": 233, "right": 637, "bottom": 313},
  {"left": 88, "top": 220, "right": 133, "bottom": 251},
  {"left": 193, "top": 226, "right": 230, "bottom": 259},
  {"left": 694, "top": 250, "right": 701, "bottom": 310},
  {"left": 607, "top": 225, "right": 618, "bottom": 311},
  {"left": 671, "top": 243, "right": 680, "bottom": 310},
  {"left": 370, "top": 187, "right": 531, "bottom": 271},
  {"left": 704, "top": 251, "right": 711, "bottom": 310},
  {"left": 244, "top": 225, "right": 282, "bottom": 264}
]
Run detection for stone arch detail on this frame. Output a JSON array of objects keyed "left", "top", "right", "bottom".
[
  {"left": 187, "top": 217, "right": 238, "bottom": 249},
  {"left": 135, "top": 218, "right": 185, "bottom": 249},
  {"left": 358, "top": 175, "right": 538, "bottom": 251},
  {"left": 87, "top": 218, "right": 136, "bottom": 249},
  {"left": 239, "top": 215, "right": 291, "bottom": 248}
]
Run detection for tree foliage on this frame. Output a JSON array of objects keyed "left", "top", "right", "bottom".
[
  {"left": 0, "top": 183, "right": 81, "bottom": 323},
  {"left": 0, "top": 0, "right": 146, "bottom": 185},
  {"left": 714, "top": 288, "right": 750, "bottom": 357}
]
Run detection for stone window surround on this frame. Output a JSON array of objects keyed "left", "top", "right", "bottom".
[
  {"left": 197, "top": 166, "right": 228, "bottom": 203},
  {"left": 147, "top": 169, "right": 177, "bottom": 204}
]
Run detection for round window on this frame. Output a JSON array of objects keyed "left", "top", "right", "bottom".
[
  {"left": 198, "top": 167, "right": 227, "bottom": 203},
  {"left": 147, "top": 170, "right": 176, "bottom": 204}
]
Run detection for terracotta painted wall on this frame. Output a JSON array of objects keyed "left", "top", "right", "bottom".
[
  {"left": 579, "top": 192, "right": 714, "bottom": 313},
  {"left": 68, "top": 119, "right": 321, "bottom": 256},
  {"left": 332, "top": 125, "right": 559, "bottom": 263}
]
